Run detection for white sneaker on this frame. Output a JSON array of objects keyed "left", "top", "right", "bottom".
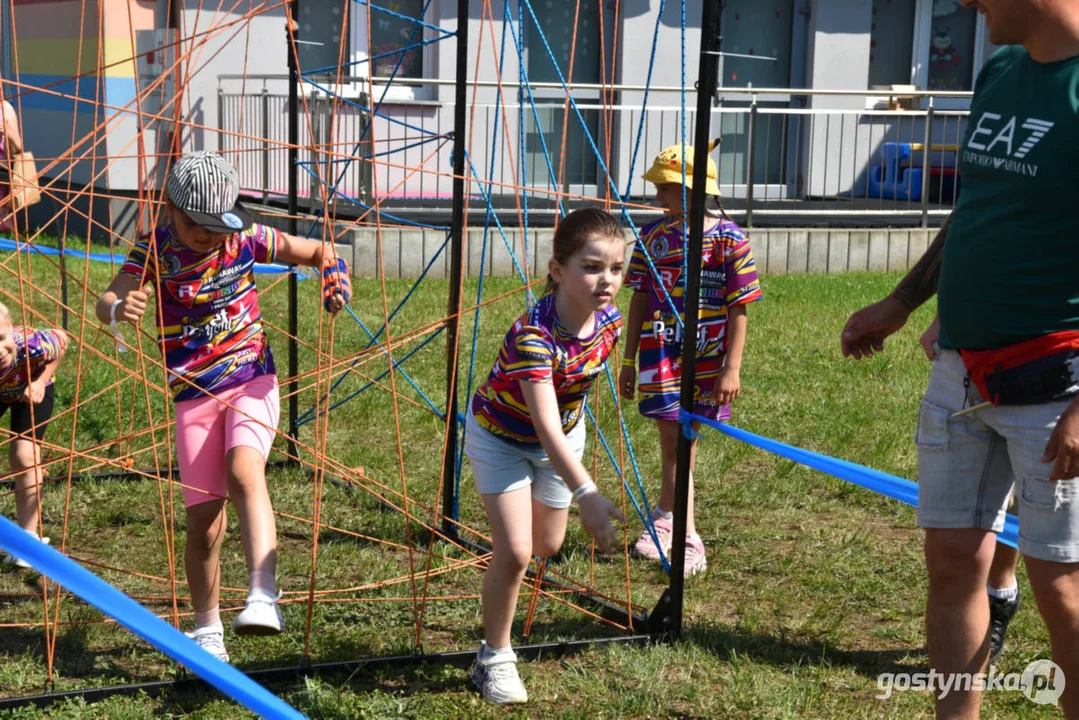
[
  {"left": 3, "top": 532, "right": 50, "bottom": 569},
  {"left": 232, "top": 589, "right": 285, "bottom": 636},
  {"left": 186, "top": 622, "right": 230, "bottom": 663},
  {"left": 470, "top": 644, "right": 528, "bottom": 704}
]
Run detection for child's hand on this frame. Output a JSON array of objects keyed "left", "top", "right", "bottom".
[
  {"left": 321, "top": 256, "right": 351, "bottom": 314},
  {"left": 713, "top": 365, "right": 741, "bottom": 405},
  {"left": 21, "top": 380, "right": 45, "bottom": 405},
  {"left": 618, "top": 365, "right": 636, "bottom": 400},
  {"left": 119, "top": 291, "right": 148, "bottom": 323},
  {"left": 578, "top": 492, "right": 625, "bottom": 553}
]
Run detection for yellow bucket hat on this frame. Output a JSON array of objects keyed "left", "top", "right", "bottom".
[{"left": 642, "top": 138, "right": 722, "bottom": 196}]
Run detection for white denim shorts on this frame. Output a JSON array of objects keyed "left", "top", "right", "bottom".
[
  {"left": 465, "top": 408, "right": 586, "bottom": 509},
  {"left": 916, "top": 350, "right": 1079, "bottom": 562}
]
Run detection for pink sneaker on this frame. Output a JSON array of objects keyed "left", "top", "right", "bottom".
[
  {"left": 633, "top": 516, "right": 673, "bottom": 560},
  {"left": 683, "top": 534, "right": 708, "bottom": 577}
]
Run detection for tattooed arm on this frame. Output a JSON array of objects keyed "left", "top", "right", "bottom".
[{"left": 839, "top": 214, "right": 950, "bottom": 359}]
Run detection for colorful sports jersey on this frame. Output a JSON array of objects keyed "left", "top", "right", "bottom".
[
  {"left": 471, "top": 293, "right": 622, "bottom": 448},
  {"left": 0, "top": 326, "right": 64, "bottom": 404},
  {"left": 626, "top": 215, "right": 762, "bottom": 421},
  {"left": 121, "top": 223, "right": 279, "bottom": 402}
]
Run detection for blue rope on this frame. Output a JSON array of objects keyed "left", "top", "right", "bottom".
[
  {"left": 680, "top": 409, "right": 1020, "bottom": 550},
  {"left": 467, "top": 157, "right": 530, "bottom": 286},
  {"left": 360, "top": 134, "right": 450, "bottom": 160},
  {"left": 296, "top": 233, "right": 450, "bottom": 425},
  {"left": 680, "top": 0, "right": 689, "bottom": 262},
  {"left": 517, "top": 1, "right": 531, "bottom": 248},
  {"left": 452, "top": 1, "right": 522, "bottom": 518},
  {"left": 451, "top": 178, "right": 493, "bottom": 520},
  {"left": 621, "top": 0, "right": 666, "bottom": 199},
  {"left": 509, "top": 10, "right": 569, "bottom": 220},
  {"left": 351, "top": 0, "right": 453, "bottom": 36},
  {"left": 304, "top": 0, "right": 439, "bottom": 209},
  {"left": 585, "top": 366, "right": 670, "bottom": 572},
  {"left": 297, "top": 321, "right": 446, "bottom": 427}
]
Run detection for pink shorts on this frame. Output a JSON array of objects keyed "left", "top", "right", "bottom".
[{"left": 175, "top": 374, "right": 280, "bottom": 507}]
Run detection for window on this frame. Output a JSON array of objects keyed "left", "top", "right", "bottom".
[
  {"left": 295, "top": 0, "right": 435, "bottom": 100},
  {"left": 296, "top": 0, "right": 350, "bottom": 77},
  {"left": 0, "top": 0, "right": 11, "bottom": 84},
  {"left": 924, "top": 1, "right": 977, "bottom": 91},
  {"left": 353, "top": 0, "right": 434, "bottom": 100},
  {"left": 523, "top": 0, "right": 609, "bottom": 191},
  {"left": 868, "top": 0, "right": 916, "bottom": 88},
  {"left": 866, "top": 0, "right": 989, "bottom": 104}
]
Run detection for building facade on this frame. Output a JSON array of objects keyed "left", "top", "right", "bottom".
[{"left": 3, "top": 0, "right": 997, "bottom": 235}]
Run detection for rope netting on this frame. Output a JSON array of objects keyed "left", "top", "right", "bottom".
[{"left": 0, "top": 0, "right": 690, "bottom": 695}]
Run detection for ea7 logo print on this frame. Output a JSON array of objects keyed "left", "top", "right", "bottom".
[{"left": 964, "top": 114, "right": 1054, "bottom": 176}]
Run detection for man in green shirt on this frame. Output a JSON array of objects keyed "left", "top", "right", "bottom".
[{"left": 842, "top": 1, "right": 1079, "bottom": 717}]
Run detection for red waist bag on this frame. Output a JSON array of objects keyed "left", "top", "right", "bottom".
[{"left": 959, "top": 330, "right": 1079, "bottom": 406}]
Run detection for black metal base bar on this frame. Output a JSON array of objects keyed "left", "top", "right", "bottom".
[
  {"left": 452, "top": 535, "right": 649, "bottom": 629},
  {"left": 0, "top": 634, "right": 660, "bottom": 711}
]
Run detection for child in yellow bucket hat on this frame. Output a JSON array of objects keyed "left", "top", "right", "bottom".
[
  {"left": 641, "top": 138, "right": 724, "bottom": 197},
  {"left": 619, "top": 139, "right": 763, "bottom": 576}
]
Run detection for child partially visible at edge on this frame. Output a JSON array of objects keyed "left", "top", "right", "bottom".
[
  {"left": 0, "top": 305, "right": 67, "bottom": 567},
  {"left": 466, "top": 208, "right": 627, "bottom": 705},
  {"left": 619, "top": 139, "right": 762, "bottom": 577},
  {"left": 96, "top": 151, "right": 350, "bottom": 663}
]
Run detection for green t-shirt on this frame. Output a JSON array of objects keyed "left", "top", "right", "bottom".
[{"left": 938, "top": 46, "right": 1079, "bottom": 351}]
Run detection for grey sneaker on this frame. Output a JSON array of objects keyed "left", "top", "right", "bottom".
[
  {"left": 232, "top": 589, "right": 285, "bottom": 636},
  {"left": 470, "top": 644, "right": 527, "bottom": 704},
  {"left": 186, "top": 622, "right": 230, "bottom": 663}
]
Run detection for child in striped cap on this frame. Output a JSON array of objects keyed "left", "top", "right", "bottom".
[{"left": 96, "top": 151, "right": 350, "bottom": 662}]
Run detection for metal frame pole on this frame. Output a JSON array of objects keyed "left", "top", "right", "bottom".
[
  {"left": 440, "top": 0, "right": 470, "bottom": 535},
  {"left": 666, "top": 0, "right": 723, "bottom": 639},
  {"left": 286, "top": 1, "right": 301, "bottom": 462}
]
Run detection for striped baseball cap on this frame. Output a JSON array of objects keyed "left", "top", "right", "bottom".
[{"left": 165, "top": 151, "right": 254, "bottom": 234}]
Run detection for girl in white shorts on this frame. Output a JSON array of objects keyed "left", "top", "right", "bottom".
[{"left": 466, "top": 208, "right": 627, "bottom": 704}]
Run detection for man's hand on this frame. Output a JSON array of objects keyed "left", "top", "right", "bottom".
[
  {"left": 1043, "top": 397, "right": 1079, "bottom": 481},
  {"left": 920, "top": 316, "right": 941, "bottom": 362},
  {"left": 21, "top": 380, "right": 45, "bottom": 405},
  {"left": 840, "top": 296, "right": 911, "bottom": 359},
  {"left": 578, "top": 492, "right": 625, "bottom": 553}
]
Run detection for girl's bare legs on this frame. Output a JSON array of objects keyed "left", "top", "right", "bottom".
[
  {"left": 10, "top": 438, "right": 42, "bottom": 533},
  {"left": 185, "top": 499, "right": 227, "bottom": 614},
  {"left": 225, "top": 446, "right": 277, "bottom": 590},
  {"left": 655, "top": 419, "right": 697, "bottom": 536},
  {"left": 481, "top": 488, "right": 534, "bottom": 649}
]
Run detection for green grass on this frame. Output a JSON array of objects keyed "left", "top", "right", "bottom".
[{"left": 0, "top": 250, "right": 1057, "bottom": 718}]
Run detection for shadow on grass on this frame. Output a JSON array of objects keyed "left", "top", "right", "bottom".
[
  {"left": 0, "top": 623, "right": 175, "bottom": 694},
  {"left": 687, "top": 623, "right": 923, "bottom": 680}
]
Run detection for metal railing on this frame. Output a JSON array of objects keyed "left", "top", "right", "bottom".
[{"left": 217, "top": 76, "right": 971, "bottom": 226}]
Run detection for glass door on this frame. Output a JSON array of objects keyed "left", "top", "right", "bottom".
[
  {"left": 523, "top": 0, "right": 608, "bottom": 198},
  {"left": 716, "top": 0, "right": 806, "bottom": 198}
]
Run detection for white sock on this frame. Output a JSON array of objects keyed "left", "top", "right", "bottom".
[
  {"left": 194, "top": 606, "right": 221, "bottom": 629},
  {"left": 653, "top": 507, "right": 673, "bottom": 522},
  {"left": 987, "top": 581, "right": 1019, "bottom": 601},
  {"left": 480, "top": 642, "right": 515, "bottom": 662},
  {"left": 249, "top": 571, "right": 277, "bottom": 598}
]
